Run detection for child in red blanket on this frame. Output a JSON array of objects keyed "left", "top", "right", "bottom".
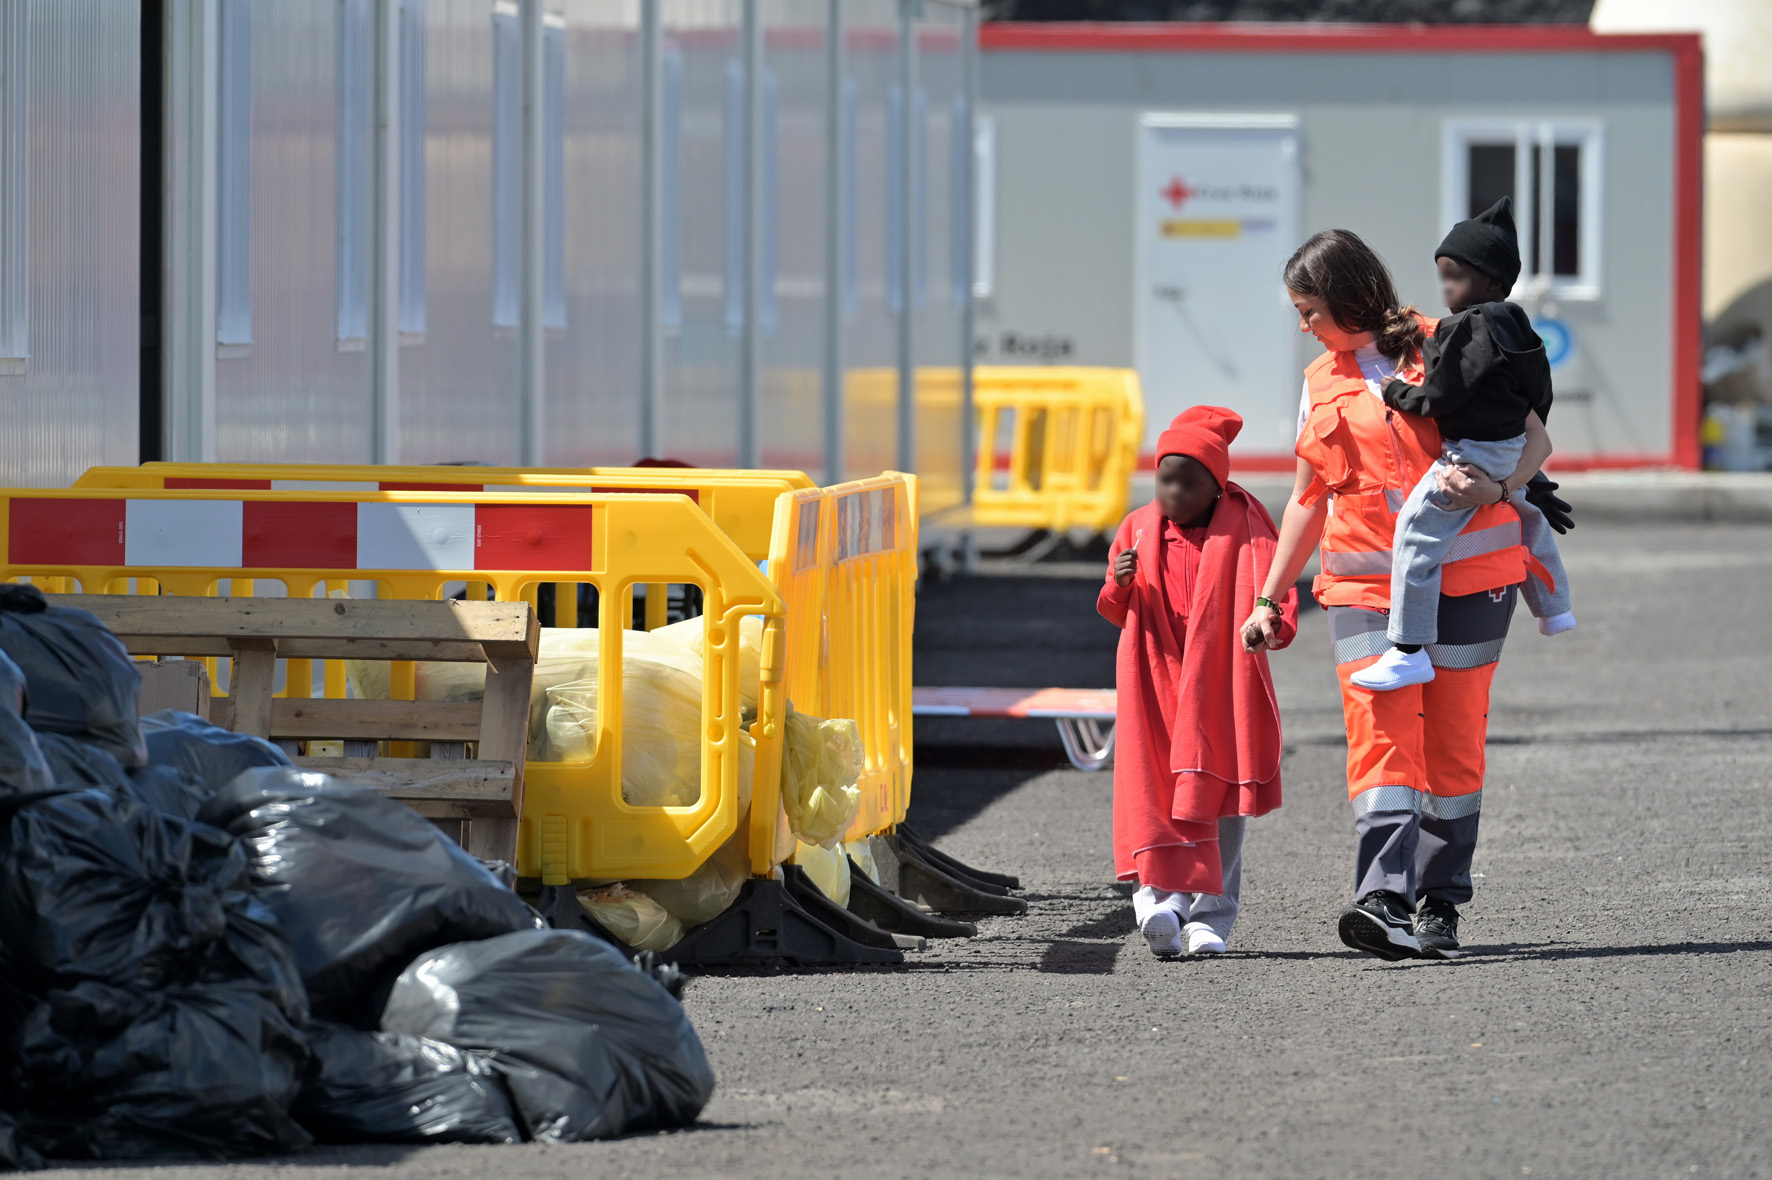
[{"left": 1097, "top": 406, "right": 1298, "bottom": 957}]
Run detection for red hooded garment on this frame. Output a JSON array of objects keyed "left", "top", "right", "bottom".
[{"left": 1096, "top": 484, "right": 1298, "bottom": 895}]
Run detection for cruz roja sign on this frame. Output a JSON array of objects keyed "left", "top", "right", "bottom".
[{"left": 1134, "top": 114, "right": 1302, "bottom": 459}]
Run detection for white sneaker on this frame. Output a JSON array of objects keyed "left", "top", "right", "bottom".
[
  {"left": 1538, "top": 611, "right": 1577, "bottom": 636},
  {"left": 1184, "top": 924, "right": 1226, "bottom": 955},
  {"left": 1141, "top": 910, "right": 1183, "bottom": 958},
  {"left": 1349, "top": 647, "right": 1435, "bottom": 692}
]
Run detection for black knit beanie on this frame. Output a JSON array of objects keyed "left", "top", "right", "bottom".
[{"left": 1436, "top": 196, "right": 1521, "bottom": 289}]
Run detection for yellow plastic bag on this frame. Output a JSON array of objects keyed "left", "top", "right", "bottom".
[
  {"left": 845, "top": 838, "right": 881, "bottom": 887},
  {"left": 577, "top": 883, "right": 685, "bottom": 952},
  {"left": 780, "top": 708, "right": 863, "bottom": 848},
  {"left": 634, "top": 827, "right": 750, "bottom": 929},
  {"left": 791, "top": 840, "right": 851, "bottom": 908}
]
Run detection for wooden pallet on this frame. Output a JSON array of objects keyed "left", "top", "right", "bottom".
[{"left": 66, "top": 594, "right": 538, "bottom": 863}]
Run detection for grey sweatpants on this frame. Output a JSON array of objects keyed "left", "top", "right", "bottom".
[
  {"left": 1389, "top": 434, "right": 1573, "bottom": 646},
  {"left": 1130, "top": 816, "right": 1246, "bottom": 941}
]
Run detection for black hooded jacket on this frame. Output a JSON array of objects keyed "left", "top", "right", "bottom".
[{"left": 1381, "top": 301, "right": 1553, "bottom": 442}]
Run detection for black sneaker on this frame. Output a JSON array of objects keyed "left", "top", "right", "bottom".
[
  {"left": 1413, "top": 897, "right": 1462, "bottom": 959},
  {"left": 1338, "top": 891, "right": 1422, "bottom": 961}
]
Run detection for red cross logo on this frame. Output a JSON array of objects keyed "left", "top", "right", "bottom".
[{"left": 1161, "top": 177, "right": 1193, "bottom": 209}]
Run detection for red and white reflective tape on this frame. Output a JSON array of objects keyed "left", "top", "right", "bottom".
[{"left": 7, "top": 499, "right": 595, "bottom": 572}]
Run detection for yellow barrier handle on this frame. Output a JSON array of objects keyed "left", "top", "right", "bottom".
[{"left": 748, "top": 612, "right": 786, "bottom": 876}]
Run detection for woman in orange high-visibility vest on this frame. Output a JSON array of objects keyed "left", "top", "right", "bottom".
[{"left": 1240, "top": 229, "right": 1561, "bottom": 962}]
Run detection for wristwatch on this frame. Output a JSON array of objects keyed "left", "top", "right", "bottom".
[{"left": 1255, "top": 596, "right": 1282, "bottom": 613}]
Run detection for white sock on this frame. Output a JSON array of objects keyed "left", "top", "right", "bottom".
[{"left": 1538, "top": 611, "right": 1576, "bottom": 636}]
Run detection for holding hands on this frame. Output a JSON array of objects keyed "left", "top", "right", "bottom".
[{"left": 1240, "top": 600, "right": 1284, "bottom": 653}]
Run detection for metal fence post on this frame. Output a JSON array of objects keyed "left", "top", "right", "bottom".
[
  {"left": 518, "top": 0, "right": 544, "bottom": 465},
  {"left": 639, "top": 0, "right": 662, "bottom": 461},
  {"left": 739, "top": 0, "right": 761, "bottom": 469},
  {"left": 895, "top": 0, "right": 918, "bottom": 476},
  {"left": 821, "top": 0, "right": 844, "bottom": 486},
  {"left": 371, "top": 0, "right": 401, "bottom": 464},
  {"left": 162, "top": 0, "right": 219, "bottom": 462}
]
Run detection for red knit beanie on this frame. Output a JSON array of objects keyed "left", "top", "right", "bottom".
[{"left": 1155, "top": 405, "right": 1242, "bottom": 489}]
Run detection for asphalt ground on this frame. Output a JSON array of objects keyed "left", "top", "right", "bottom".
[{"left": 45, "top": 522, "right": 1772, "bottom": 1180}]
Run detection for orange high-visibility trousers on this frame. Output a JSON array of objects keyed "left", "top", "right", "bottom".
[{"left": 1327, "top": 589, "right": 1514, "bottom": 810}]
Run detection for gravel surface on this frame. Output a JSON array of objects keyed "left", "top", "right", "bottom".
[{"left": 41, "top": 522, "right": 1772, "bottom": 1180}]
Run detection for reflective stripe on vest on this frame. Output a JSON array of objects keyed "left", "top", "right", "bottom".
[{"left": 1320, "top": 515, "right": 1520, "bottom": 578}]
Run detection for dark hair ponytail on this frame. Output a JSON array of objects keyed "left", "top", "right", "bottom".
[{"left": 1282, "top": 229, "right": 1426, "bottom": 363}]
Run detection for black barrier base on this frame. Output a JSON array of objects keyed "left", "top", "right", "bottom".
[
  {"left": 778, "top": 864, "right": 906, "bottom": 952},
  {"left": 896, "top": 823, "right": 1022, "bottom": 891},
  {"left": 667, "top": 875, "right": 903, "bottom": 969},
  {"left": 846, "top": 861, "right": 977, "bottom": 939},
  {"left": 878, "top": 835, "right": 1029, "bottom": 916}
]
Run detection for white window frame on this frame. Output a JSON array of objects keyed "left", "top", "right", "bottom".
[{"left": 1440, "top": 118, "right": 1604, "bottom": 303}]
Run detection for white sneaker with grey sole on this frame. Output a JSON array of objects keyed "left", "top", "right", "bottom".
[
  {"left": 1141, "top": 910, "right": 1183, "bottom": 958},
  {"left": 1185, "top": 924, "right": 1227, "bottom": 955},
  {"left": 1349, "top": 647, "right": 1436, "bottom": 692}
]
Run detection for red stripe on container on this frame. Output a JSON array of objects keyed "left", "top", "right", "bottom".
[
  {"left": 9, "top": 499, "right": 126, "bottom": 566},
  {"left": 165, "top": 478, "right": 273, "bottom": 490},
  {"left": 242, "top": 501, "right": 359, "bottom": 569},
  {"left": 380, "top": 482, "right": 485, "bottom": 492},
  {"left": 475, "top": 504, "right": 594, "bottom": 571},
  {"left": 592, "top": 486, "right": 700, "bottom": 504}
]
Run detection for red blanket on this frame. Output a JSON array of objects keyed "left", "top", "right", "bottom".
[{"left": 1096, "top": 486, "right": 1298, "bottom": 895}]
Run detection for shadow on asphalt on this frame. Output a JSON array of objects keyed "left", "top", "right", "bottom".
[
  {"left": 1036, "top": 940, "right": 1122, "bottom": 974},
  {"left": 1459, "top": 940, "right": 1772, "bottom": 960}
]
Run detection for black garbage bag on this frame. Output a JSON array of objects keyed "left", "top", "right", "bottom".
[
  {"left": 196, "top": 768, "right": 539, "bottom": 1025},
  {"left": 142, "top": 709, "right": 289, "bottom": 795},
  {"left": 380, "top": 928, "right": 715, "bottom": 1142},
  {"left": 0, "top": 788, "right": 308, "bottom": 1001},
  {"left": 0, "top": 1111, "right": 43, "bottom": 1172},
  {"left": 293, "top": 1022, "right": 523, "bottom": 1145},
  {"left": 24, "top": 729, "right": 206, "bottom": 821},
  {"left": 11, "top": 978, "right": 312, "bottom": 1160},
  {"left": 0, "top": 789, "right": 313, "bottom": 1160},
  {"left": 126, "top": 764, "right": 209, "bottom": 821},
  {"left": 0, "top": 583, "right": 145, "bottom": 768},
  {"left": 0, "top": 651, "right": 57, "bottom": 814}
]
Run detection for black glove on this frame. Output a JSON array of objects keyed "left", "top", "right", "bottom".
[{"left": 1523, "top": 472, "right": 1573, "bottom": 534}]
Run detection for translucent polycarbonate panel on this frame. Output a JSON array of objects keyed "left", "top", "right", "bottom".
[
  {"left": 547, "top": 0, "right": 643, "bottom": 466},
  {"left": 911, "top": 2, "right": 967, "bottom": 513},
  {"left": 399, "top": 0, "right": 522, "bottom": 464},
  {"left": 0, "top": 0, "right": 140, "bottom": 487},
  {"left": 659, "top": 0, "right": 743, "bottom": 466},
  {"left": 214, "top": 0, "right": 375, "bottom": 463},
  {"left": 758, "top": 0, "right": 829, "bottom": 474},
  {"left": 840, "top": 0, "right": 900, "bottom": 482}
]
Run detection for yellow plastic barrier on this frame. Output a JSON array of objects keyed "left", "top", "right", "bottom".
[
  {"left": 970, "top": 366, "right": 1144, "bottom": 534},
  {"left": 78, "top": 462, "right": 812, "bottom": 635},
  {"left": 765, "top": 473, "right": 918, "bottom": 847},
  {"left": 0, "top": 486, "right": 783, "bottom": 885}
]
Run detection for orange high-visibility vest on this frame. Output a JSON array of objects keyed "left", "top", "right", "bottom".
[{"left": 1295, "top": 338, "right": 1527, "bottom": 611}]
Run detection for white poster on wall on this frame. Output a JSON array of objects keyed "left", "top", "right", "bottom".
[{"left": 1133, "top": 115, "right": 1301, "bottom": 460}]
